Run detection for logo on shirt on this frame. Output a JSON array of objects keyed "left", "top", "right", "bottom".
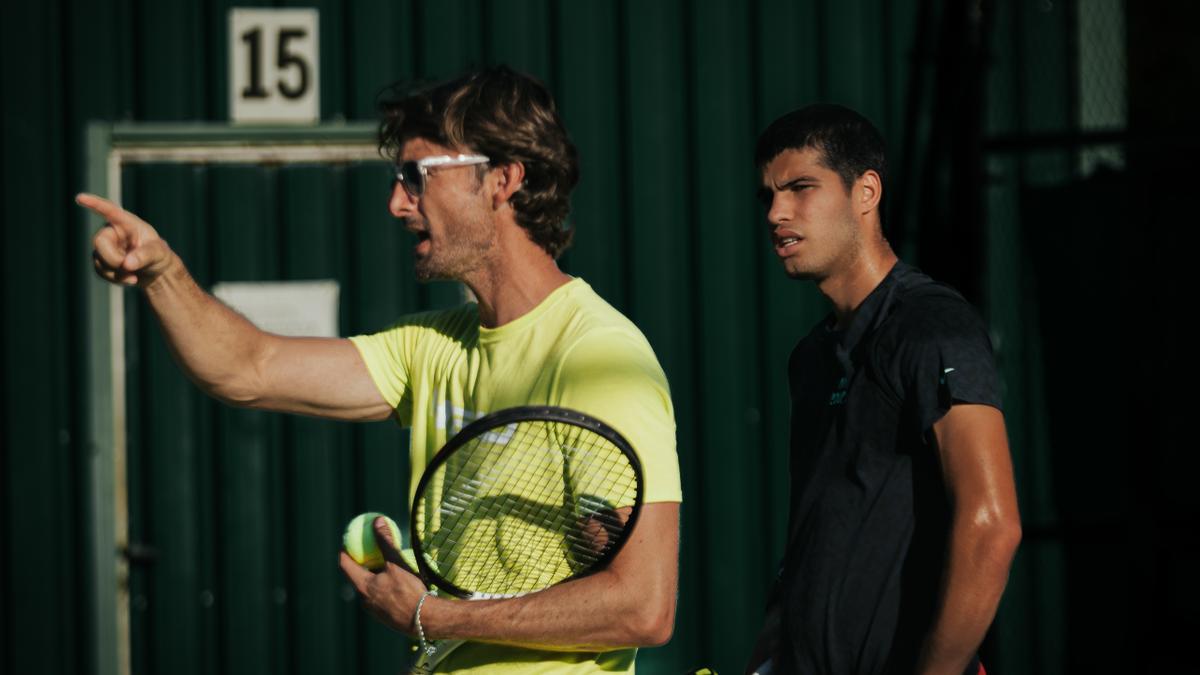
[
  {"left": 828, "top": 376, "right": 849, "bottom": 406},
  {"left": 940, "top": 367, "right": 955, "bottom": 385},
  {"left": 433, "top": 388, "right": 486, "bottom": 436}
]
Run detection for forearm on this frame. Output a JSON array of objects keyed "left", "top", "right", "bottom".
[
  {"left": 83, "top": 193, "right": 389, "bottom": 419},
  {"left": 141, "top": 252, "right": 274, "bottom": 404},
  {"left": 419, "top": 565, "right": 674, "bottom": 652},
  {"left": 415, "top": 503, "right": 680, "bottom": 652},
  {"left": 917, "top": 519, "right": 1021, "bottom": 675},
  {"left": 922, "top": 405, "right": 1021, "bottom": 674}
]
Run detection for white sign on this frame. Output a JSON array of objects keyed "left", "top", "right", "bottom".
[
  {"left": 213, "top": 280, "right": 340, "bottom": 338},
  {"left": 229, "top": 8, "right": 320, "bottom": 124}
]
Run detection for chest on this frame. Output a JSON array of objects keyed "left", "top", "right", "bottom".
[
  {"left": 786, "top": 335, "right": 913, "bottom": 492},
  {"left": 409, "top": 334, "right": 565, "bottom": 428}
]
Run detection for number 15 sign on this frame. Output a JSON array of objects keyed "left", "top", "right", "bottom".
[{"left": 230, "top": 8, "right": 319, "bottom": 124}]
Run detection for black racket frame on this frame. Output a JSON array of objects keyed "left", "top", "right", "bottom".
[{"left": 408, "top": 405, "right": 645, "bottom": 599}]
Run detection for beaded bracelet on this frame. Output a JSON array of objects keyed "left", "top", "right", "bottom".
[{"left": 415, "top": 589, "right": 439, "bottom": 657}]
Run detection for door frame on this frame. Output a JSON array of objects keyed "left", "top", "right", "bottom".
[{"left": 81, "top": 122, "right": 381, "bottom": 675}]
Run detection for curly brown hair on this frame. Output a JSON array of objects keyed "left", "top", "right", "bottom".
[{"left": 379, "top": 66, "right": 580, "bottom": 258}]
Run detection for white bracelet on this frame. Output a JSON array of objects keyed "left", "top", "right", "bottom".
[{"left": 415, "top": 589, "right": 438, "bottom": 656}]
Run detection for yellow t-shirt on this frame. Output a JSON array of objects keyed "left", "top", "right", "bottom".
[{"left": 350, "top": 277, "right": 681, "bottom": 674}]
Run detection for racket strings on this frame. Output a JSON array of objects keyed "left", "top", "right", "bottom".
[{"left": 414, "top": 419, "right": 639, "bottom": 597}]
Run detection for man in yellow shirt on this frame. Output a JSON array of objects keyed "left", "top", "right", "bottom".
[{"left": 79, "top": 65, "right": 680, "bottom": 673}]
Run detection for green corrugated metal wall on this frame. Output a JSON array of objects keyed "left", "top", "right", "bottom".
[
  {"left": 983, "top": 2, "right": 1074, "bottom": 673},
  {"left": 2, "top": 1, "right": 1080, "bottom": 674}
]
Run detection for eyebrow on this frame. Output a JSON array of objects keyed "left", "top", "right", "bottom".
[
  {"left": 759, "top": 176, "right": 820, "bottom": 203},
  {"left": 774, "top": 175, "right": 822, "bottom": 190}
]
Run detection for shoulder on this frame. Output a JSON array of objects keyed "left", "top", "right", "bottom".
[
  {"left": 549, "top": 281, "right": 669, "bottom": 389},
  {"left": 363, "top": 302, "right": 479, "bottom": 341},
  {"left": 866, "top": 268, "right": 1002, "bottom": 421},
  {"left": 554, "top": 281, "right": 662, "bottom": 359},
  {"left": 556, "top": 327, "right": 667, "bottom": 391},
  {"left": 878, "top": 271, "right": 990, "bottom": 352},
  {"left": 560, "top": 279, "right": 648, "bottom": 337},
  {"left": 548, "top": 284, "right": 680, "bottom": 501},
  {"left": 349, "top": 303, "right": 479, "bottom": 366},
  {"left": 394, "top": 302, "right": 479, "bottom": 333}
]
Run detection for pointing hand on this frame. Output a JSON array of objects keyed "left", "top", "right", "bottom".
[{"left": 78, "top": 193, "right": 175, "bottom": 287}]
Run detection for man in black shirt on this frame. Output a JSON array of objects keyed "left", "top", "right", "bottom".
[{"left": 746, "top": 104, "right": 1021, "bottom": 675}]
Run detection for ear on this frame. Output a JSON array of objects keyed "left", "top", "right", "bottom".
[
  {"left": 858, "top": 169, "right": 882, "bottom": 216},
  {"left": 490, "top": 161, "right": 526, "bottom": 210}
]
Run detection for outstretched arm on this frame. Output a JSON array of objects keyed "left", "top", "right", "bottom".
[
  {"left": 917, "top": 404, "right": 1022, "bottom": 675},
  {"left": 79, "top": 193, "right": 392, "bottom": 421},
  {"left": 340, "top": 502, "right": 680, "bottom": 650}
]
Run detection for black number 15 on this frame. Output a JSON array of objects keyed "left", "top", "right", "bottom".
[{"left": 241, "top": 27, "right": 310, "bottom": 100}]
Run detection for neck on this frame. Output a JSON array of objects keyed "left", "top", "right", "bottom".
[
  {"left": 818, "top": 239, "right": 898, "bottom": 330},
  {"left": 464, "top": 227, "right": 571, "bottom": 328}
]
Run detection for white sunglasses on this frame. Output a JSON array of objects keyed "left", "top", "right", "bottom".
[{"left": 394, "top": 154, "right": 490, "bottom": 196}]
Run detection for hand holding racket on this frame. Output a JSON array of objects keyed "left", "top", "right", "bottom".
[{"left": 343, "top": 406, "right": 644, "bottom": 673}]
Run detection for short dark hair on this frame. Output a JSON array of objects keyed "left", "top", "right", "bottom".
[
  {"left": 755, "top": 103, "right": 888, "bottom": 199},
  {"left": 378, "top": 66, "right": 580, "bottom": 258}
]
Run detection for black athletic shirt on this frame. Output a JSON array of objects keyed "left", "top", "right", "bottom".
[{"left": 770, "top": 260, "right": 1002, "bottom": 675}]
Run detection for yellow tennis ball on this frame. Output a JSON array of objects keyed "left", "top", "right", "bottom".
[{"left": 343, "top": 512, "right": 402, "bottom": 572}]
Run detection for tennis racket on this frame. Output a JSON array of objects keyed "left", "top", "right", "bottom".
[{"left": 404, "top": 405, "right": 644, "bottom": 673}]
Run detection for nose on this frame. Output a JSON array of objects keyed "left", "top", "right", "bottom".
[
  {"left": 389, "top": 181, "right": 417, "bottom": 218},
  {"left": 766, "top": 193, "right": 790, "bottom": 227}
]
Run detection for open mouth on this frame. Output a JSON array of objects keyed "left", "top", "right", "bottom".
[
  {"left": 413, "top": 230, "right": 432, "bottom": 256},
  {"left": 774, "top": 235, "right": 803, "bottom": 254}
]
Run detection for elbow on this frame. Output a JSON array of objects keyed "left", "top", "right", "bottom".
[
  {"left": 202, "top": 339, "right": 277, "bottom": 408},
  {"left": 996, "top": 518, "right": 1022, "bottom": 563},
  {"left": 217, "top": 390, "right": 266, "bottom": 410},
  {"left": 204, "top": 377, "right": 265, "bottom": 409},
  {"left": 974, "top": 512, "right": 1022, "bottom": 570},
  {"left": 626, "top": 593, "right": 676, "bottom": 647}
]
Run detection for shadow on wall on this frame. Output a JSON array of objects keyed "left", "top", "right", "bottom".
[{"left": 1021, "top": 158, "right": 1198, "bottom": 673}]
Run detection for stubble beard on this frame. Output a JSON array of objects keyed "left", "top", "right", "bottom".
[{"left": 413, "top": 214, "right": 495, "bottom": 283}]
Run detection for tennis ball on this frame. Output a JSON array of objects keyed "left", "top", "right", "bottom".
[{"left": 343, "top": 512, "right": 402, "bottom": 572}]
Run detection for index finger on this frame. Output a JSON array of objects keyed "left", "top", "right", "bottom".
[
  {"left": 339, "top": 551, "right": 375, "bottom": 592},
  {"left": 75, "top": 193, "right": 145, "bottom": 229}
]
